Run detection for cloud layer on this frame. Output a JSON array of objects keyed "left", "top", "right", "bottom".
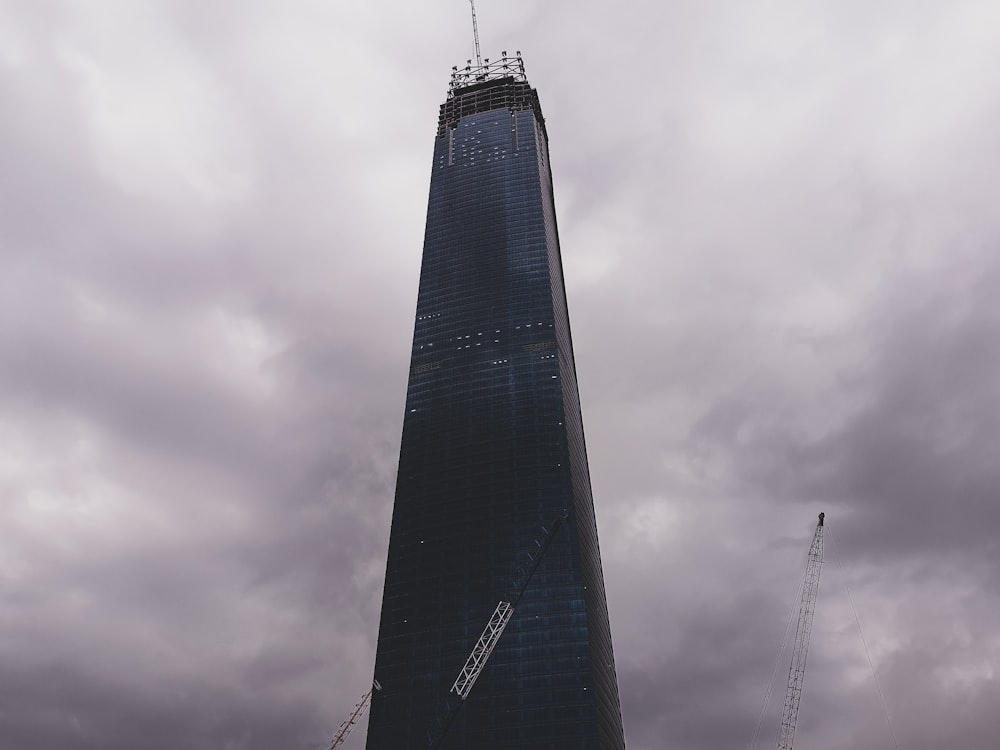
[{"left": 2, "top": 1, "right": 999, "bottom": 748}]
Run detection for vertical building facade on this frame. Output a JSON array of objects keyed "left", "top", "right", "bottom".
[{"left": 366, "top": 55, "right": 625, "bottom": 749}]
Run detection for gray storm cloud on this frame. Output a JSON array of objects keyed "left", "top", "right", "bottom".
[{"left": 1, "top": 1, "right": 999, "bottom": 749}]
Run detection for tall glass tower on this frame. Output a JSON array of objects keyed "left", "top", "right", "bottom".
[{"left": 366, "top": 54, "right": 625, "bottom": 749}]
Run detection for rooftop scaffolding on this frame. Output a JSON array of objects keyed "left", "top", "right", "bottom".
[
  {"left": 437, "top": 52, "right": 544, "bottom": 139},
  {"left": 448, "top": 51, "right": 527, "bottom": 93}
]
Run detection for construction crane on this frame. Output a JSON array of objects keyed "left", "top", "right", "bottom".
[
  {"left": 468, "top": 0, "right": 482, "bottom": 68},
  {"left": 427, "top": 511, "right": 569, "bottom": 749},
  {"left": 776, "top": 513, "right": 825, "bottom": 750},
  {"left": 330, "top": 513, "right": 566, "bottom": 750},
  {"left": 329, "top": 680, "right": 381, "bottom": 750}
]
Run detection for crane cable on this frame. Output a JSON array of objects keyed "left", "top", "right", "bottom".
[{"left": 825, "top": 525, "right": 902, "bottom": 750}]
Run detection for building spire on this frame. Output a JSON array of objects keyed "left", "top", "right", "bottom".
[{"left": 469, "top": 0, "right": 483, "bottom": 68}]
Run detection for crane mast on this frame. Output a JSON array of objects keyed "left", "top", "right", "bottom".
[
  {"left": 468, "top": 0, "right": 482, "bottom": 68},
  {"left": 776, "top": 513, "right": 825, "bottom": 750},
  {"left": 427, "top": 512, "right": 568, "bottom": 749},
  {"left": 333, "top": 514, "right": 566, "bottom": 750},
  {"left": 330, "top": 680, "right": 381, "bottom": 750}
]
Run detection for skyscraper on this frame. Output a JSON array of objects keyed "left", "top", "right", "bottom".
[{"left": 366, "top": 54, "right": 625, "bottom": 749}]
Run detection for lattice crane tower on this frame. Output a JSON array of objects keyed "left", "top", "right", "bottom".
[{"left": 777, "top": 513, "right": 825, "bottom": 750}]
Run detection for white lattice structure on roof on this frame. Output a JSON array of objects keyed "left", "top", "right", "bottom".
[{"left": 449, "top": 52, "right": 527, "bottom": 93}]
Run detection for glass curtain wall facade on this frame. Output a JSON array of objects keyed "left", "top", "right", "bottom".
[{"left": 366, "top": 56, "right": 625, "bottom": 750}]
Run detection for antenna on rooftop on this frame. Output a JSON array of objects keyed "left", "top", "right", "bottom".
[{"left": 469, "top": 0, "right": 483, "bottom": 68}]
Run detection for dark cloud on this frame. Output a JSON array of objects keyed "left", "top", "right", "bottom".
[{"left": 2, "top": 1, "right": 999, "bottom": 749}]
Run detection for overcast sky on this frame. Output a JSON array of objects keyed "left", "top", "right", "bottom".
[{"left": 2, "top": 1, "right": 1000, "bottom": 748}]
